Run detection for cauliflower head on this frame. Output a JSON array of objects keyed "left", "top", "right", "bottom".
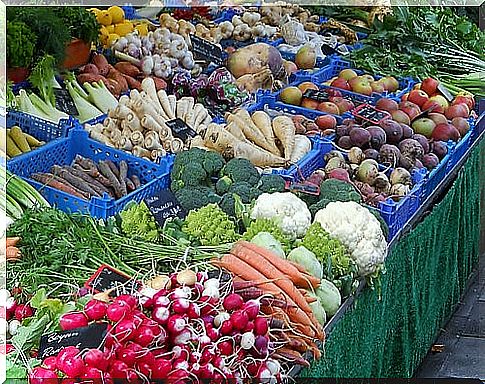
[
  {"left": 314, "top": 201, "right": 387, "bottom": 276},
  {"left": 250, "top": 192, "right": 311, "bottom": 240}
]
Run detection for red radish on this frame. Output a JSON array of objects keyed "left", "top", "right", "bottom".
[
  {"left": 116, "top": 346, "right": 137, "bottom": 366},
  {"left": 59, "top": 311, "right": 88, "bottom": 331},
  {"left": 84, "top": 299, "right": 107, "bottom": 321},
  {"left": 172, "top": 298, "right": 190, "bottom": 314},
  {"left": 218, "top": 341, "right": 233, "bottom": 355},
  {"left": 173, "top": 358, "right": 189, "bottom": 370},
  {"left": 106, "top": 302, "right": 131, "bottom": 322},
  {"left": 114, "top": 319, "right": 136, "bottom": 342},
  {"left": 173, "top": 329, "right": 192, "bottom": 345},
  {"left": 28, "top": 367, "right": 58, "bottom": 384},
  {"left": 199, "top": 296, "right": 219, "bottom": 316},
  {"left": 56, "top": 346, "right": 80, "bottom": 370},
  {"left": 15, "top": 304, "right": 33, "bottom": 321},
  {"left": 5, "top": 344, "right": 15, "bottom": 354},
  {"left": 244, "top": 321, "right": 255, "bottom": 332},
  {"left": 242, "top": 300, "right": 260, "bottom": 320},
  {"left": 254, "top": 335, "right": 269, "bottom": 354},
  {"left": 198, "top": 335, "right": 211, "bottom": 346},
  {"left": 6, "top": 297, "right": 17, "bottom": 318},
  {"left": 152, "top": 306, "right": 170, "bottom": 325},
  {"left": 140, "top": 296, "right": 154, "bottom": 309},
  {"left": 193, "top": 282, "right": 204, "bottom": 294},
  {"left": 172, "top": 286, "right": 191, "bottom": 299},
  {"left": 133, "top": 325, "right": 155, "bottom": 347},
  {"left": 213, "top": 356, "right": 225, "bottom": 369},
  {"left": 152, "top": 359, "right": 172, "bottom": 379},
  {"left": 206, "top": 326, "right": 219, "bottom": 341},
  {"left": 187, "top": 302, "right": 200, "bottom": 319},
  {"left": 201, "top": 349, "right": 213, "bottom": 364},
  {"left": 81, "top": 367, "right": 103, "bottom": 380},
  {"left": 199, "top": 363, "right": 215, "bottom": 378},
  {"left": 167, "top": 369, "right": 190, "bottom": 383},
  {"left": 254, "top": 317, "right": 269, "bottom": 336},
  {"left": 241, "top": 331, "right": 256, "bottom": 349},
  {"left": 213, "top": 312, "right": 230, "bottom": 327},
  {"left": 230, "top": 310, "right": 249, "bottom": 331},
  {"left": 223, "top": 293, "right": 244, "bottom": 311},
  {"left": 257, "top": 366, "right": 272, "bottom": 381},
  {"left": 109, "top": 360, "right": 129, "bottom": 378},
  {"left": 136, "top": 361, "right": 153, "bottom": 377},
  {"left": 60, "top": 354, "right": 85, "bottom": 377},
  {"left": 114, "top": 294, "right": 137, "bottom": 309},
  {"left": 125, "top": 370, "right": 140, "bottom": 381},
  {"left": 172, "top": 345, "right": 190, "bottom": 360},
  {"left": 167, "top": 314, "right": 187, "bottom": 334},
  {"left": 41, "top": 356, "right": 57, "bottom": 370},
  {"left": 84, "top": 349, "right": 109, "bottom": 371},
  {"left": 154, "top": 295, "right": 170, "bottom": 307},
  {"left": 247, "top": 362, "right": 260, "bottom": 376},
  {"left": 220, "top": 320, "right": 233, "bottom": 335}
]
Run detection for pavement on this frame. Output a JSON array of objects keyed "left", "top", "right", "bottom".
[{"left": 414, "top": 253, "right": 484, "bottom": 379}]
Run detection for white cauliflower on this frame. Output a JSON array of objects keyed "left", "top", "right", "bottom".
[
  {"left": 251, "top": 192, "right": 311, "bottom": 240},
  {"left": 314, "top": 201, "right": 387, "bottom": 276}
]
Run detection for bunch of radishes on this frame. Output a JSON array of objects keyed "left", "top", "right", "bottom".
[
  {"left": 1, "top": 288, "right": 34, "bottom": 341},
  {"left": 29, "top": 269, "right": 283, "bottom": 383}
]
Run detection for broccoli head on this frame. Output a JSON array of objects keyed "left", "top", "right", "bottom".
[
  {"left": 175, "top": 186, "right": 221, "bottom": 212},
  {"left": 228, "top": 182, "right": 253, "bottom": 203},
  {"left": 171, "top": 148, "right": 207, "bottom": 180},
  {"left": 221, "top": 158, "right": 260, "bottom": 186},
  {"left": 202, "top": 151, "right": 225, "bottom": 176},
  {"left": 178, "top": 163, "right": 208, "bottom": 188},
  {"left": 216, "top": 176, "right": 233, "bottom": 195},
  {"left": 309, "top": 179, "right": 362, "bottom": 216},
  {"left": 219, "top": 193, "right": 237, "bottom": 217},
  {"left": 257, "top": 174, "right": 286, "bottom": 194}
]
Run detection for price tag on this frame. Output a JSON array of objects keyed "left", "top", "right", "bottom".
[
  {"left": 54, "top": 88, "right": 78, "bottom": 115},
  {"left": 352, "top": 103, "right": 391, "bottom": 125},
  {"left": 84, "top": 264, "right": 142, "bottom": 297},
  {"left": 190, "top": 34, "right": 225, "bottom": 66},
  {"left": 145, "top": 190, "right": 186, "bottom": 228},
  {"left": 38, "top": 323, "right": 108, "bottom": 360},
  {"left": 320, "top": 44, "right": 338, "bottom": 56},
  {"left": 285, "top": 180, "right": 320, "bottom": 196},
  {"left": 303, "top": 89, "right": 331, "bottom": 102},
  {"left": 437, "top": 83, "right": 454, "bottom": 102},
  {"left": 165, "top": 118, "right": 197, "bottom": 143}
]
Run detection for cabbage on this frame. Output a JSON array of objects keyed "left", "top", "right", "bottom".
[
  {"left": 315, "top": 279, "right": 341, "bottom": 317},
  {"left": 251, "top": 232, "right": 285, "bottom": 259},
  {"left": 287, "top": 246, "right": 323, "bottom": 280},
  {"left": 307, "top": 291, "right": 327, "bottom": 326}
]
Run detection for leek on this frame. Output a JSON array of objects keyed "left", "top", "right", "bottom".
[
  {"left": 84, "top": 81, "right": 118, "bottom": 114},
  {"left": 66, "top": 81, "right": 103, "bottom": 123}
]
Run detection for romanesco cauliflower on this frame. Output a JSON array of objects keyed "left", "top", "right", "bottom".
[{"left": 120, "top": 201, "right": 159, "bottom": 242}]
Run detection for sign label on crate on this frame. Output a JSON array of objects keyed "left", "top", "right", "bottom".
[
  {"left": 145, "top": 190, "right": 186, "bottom": 227},
  {"left": 38, "top": 323, "right": 108, "bottom": 359},
  {"left": 165, "top": 118, "right": 197, "bottom": 143},
  {"left": 352, "top": 103, "right": 391, "bottom": 124},
  {"left": 285, "top": 180, "right": 320, "bottom": 196},
  {"left": 190, "top": 34, "right": 225, "bottom": 66},
  {"left": 303, "top": 89, "right": 331, "bottom": 102},
  {"left": 437, "top": 83, "right": 454, "bottom": 102},
  {"left": 84, "top": 264, "right": 142, "bottom": 297},
  {"left": 320, "top": 44, "right": 339, "bottom": 56},
  {"left": 54, "top": 88, "right": 79, "bottom": 115}
]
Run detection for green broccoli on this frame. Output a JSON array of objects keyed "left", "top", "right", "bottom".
[
  {"left": 257, "top": 174, "right": 286, "bottom": 194},
  {"left": 215, "top": 176, "right": 233, "bottom": 195},
  {"left": 171, "top": 148, "right": 207, "bottom": 180},
  {"left": 175, "top": 186, "right": 221, "bottom": 212},
  {"left": 221, "top": 158, "right": 260, "bottom": 186},
  {"left": 202, "top": 151, "right": 225, "bottom": 176},
  {"left": 171, "top": 179, "right": 184, "bottom": 193},
  {"left": 177, "top": 163, "right": 208, "bottom": 188},
  {"left": 228, "top": 182, "right": 253, "bottom": 203},
  {"left": 309, "top": 179, "right": 362, "bottom": 216},
  {"left": 219, "top": 193, "right": 236, "bottom": 217}
]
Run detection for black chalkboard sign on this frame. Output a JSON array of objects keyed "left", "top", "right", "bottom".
[
  {"left": 190, "top": 34, "right": 225, "bottom": 66},
  {"left": 303, "top": 89, "right": 331, "bottom": 102},
  {"left": 145, "top": 190, "right": 186, "bottom": 227},
  {"left": 321, "top": 44, "right": 338, "bottom": 56},
  {"left": 38, "top": 323, "right": 108, "bottom": 360},
  {"left": 437, "top": 83, "right": 454, "bottom": 102},
  {"left": 54, "top": 88, "right": 79, "bottom": 115},
  {"left": 165, "top": 118, "right": 197, "bottom": 143},
  {"left": 352, "top": 103, "right": 391, "bottom": 124},
  {"left": 84, "top": 264, "right": 142, "bottom": 297}
]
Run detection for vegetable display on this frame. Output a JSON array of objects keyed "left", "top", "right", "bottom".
[{"left": 2, "top": 126, "right": 45, "bottom": 159}]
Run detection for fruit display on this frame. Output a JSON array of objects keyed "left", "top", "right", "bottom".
[{"left": 3, "top": 5, "right": 483, "bottom": 383}]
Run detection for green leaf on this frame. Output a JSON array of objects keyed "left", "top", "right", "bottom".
[
  {"left": 30, "top": 288, "right": 47, "bottom": 309},
  {"left": 456, "top": 21, "right": 472, "bottom": 35}
]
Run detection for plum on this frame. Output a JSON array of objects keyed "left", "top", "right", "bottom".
[
  {"left": 349, "top": 127, "right": 371, "bottom": 147},
  {"left": 335, "top": 125, "right": 350, "bottom": 138},
  {"left": 411, "top": 134, "right": 430, "bottom": 154},
  {"left": 366, "top": 126, "right": 387, "bottom": 150},
  {"left": 400, "top": 124, "right": 414, "bottom": 139},
  {"left": 364, "top": 148, "right": 380, "bottom": 161},
  {"left": 380, "top": 119, "right": 403, "bottom": 144},
  {"left": 422, "top": 153, "right": 439, "bottom": 170},
  {"left": 338, "top": 136, "right": 352, "bottom": 150},
  {"left": 431, "top": 141, "right": 448, "bottom": 160}
]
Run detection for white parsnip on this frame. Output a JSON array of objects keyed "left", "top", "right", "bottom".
[
  {"left": 131, "top": 130, "right": 145, "bottom": 146},
  {"left": 251, "top": 111, "right": 281, "bottom": 156},
  {"left": 167, "top": 95, "right": 177, "bottom": 119},
  {"left": 290, "top": 135, "right": 312, "bottom": 163},
  {"left": 230, "top": 140, "right": 287, "bottom": 168},
  {"left": 203, "top": 123, "right": 241, "bottom": 153},
  {"left": 272, "top": 115, "right": 296, "bottom": 160},
  {"left": 225, "top": 121, "right": 247, "bottom": 141}
]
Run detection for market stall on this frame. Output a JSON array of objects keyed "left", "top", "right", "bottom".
[{"left": 2, "top": 4, "right": 483, "bottom": 382}]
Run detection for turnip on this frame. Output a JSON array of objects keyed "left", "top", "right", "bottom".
[
  {"left": 325, "top": 156, "right": 347, "bottom": 173},
  {"left": 422, "top": 153, "right": 439, "bottom": 170},
  {"left": 59, "top": 311, "right": 88, "bottom": 331},
  {"left": 390, "top": 183, "right": 411, "bottom": 198},
  {"left": 412, "top": 134, "right": 430, "bottom": 154},
  {"left": 84, "top": 299, "right": 108, "bottom": 321},
  {"left": 374, "top": 173, "right": 391, "bottom": 194},
  {"left": 432, "top": 141, "right": 448, "bottom": 159},
  {"left": 348, "top": 147, "right": 365, "bottom": 164},
  {"left": 379, "top": 144, "right": 401, "bottom": 167},
  {"left": 356, "top": 159, "right": 379, "bottom": 185},
  {"left": 328, "top": 168, "right": 351, "bottom": 183},
  {"left": 399, "top": 139, "right": 424, "bottom": 162},
  {"left": 390, "top": 168, "right": 412, "bottom": 186},
  {"left": 176, "top": 269, "right": 197, "bottom": 286}
]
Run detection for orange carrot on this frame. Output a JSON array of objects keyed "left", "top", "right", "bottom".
[
  {"left": 238, "top": 241, "right": 320, "bottom": 289},
  {"left": 6, "top": 237, "right": 20, "bottom": 248},
  {"left": 6, "top": 246, "right": 21, "bottom": 261}
]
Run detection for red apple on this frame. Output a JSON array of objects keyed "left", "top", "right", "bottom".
[
  {"left": 301, "top": 98, "right": 320, "bottom": 110},
  {"left": 326, "top": 88, "right": 342, "bottom": 98},
  {"left": 432, "top": 123, "right": 460, "bottom": 142},
  {"left": 401, "top": 93, "right": 409, "bottom": 102},
  {"left": 349, "top": 78, "right": 373, "bottom": 95},
  {"left": 408, "top": 89, "right": 429, "bottom": 108},
  {"left": 333, "top": 98, "right": 355, "bottom": 114},
  {"left": 451, "top": 117, "right": 470, "bottom": 136},
  {"left": 315, "top": 115, "right": 337, "bottom": 130},
  {"left": 428, "top": 113, "right": 448, "bottom": 126},
  {"left": 348, "top": 76, "right": 364, "bottom": 89},
  {"left": 330, "top": 77, "right": 351, "bottom": 91},
  {"left": 399, "top": 101, "right": 421, "bottom": 120},
  {"left": 412, "top": 117, "right": 436, "bottom": 138},
  {"left": 422, "top": 100, "right": 444, "bottom": 114},
  {"left": 370, "top": 81, "right": 386, "bottom": 93},
  {"left": 379, "top": 76, "right": 399, "bottom": 92},
  {"left": 445, "top": 103, "right": 469, "bottom": 119},
  {"left": 452, "top": 95, "right": 475, "bottom": 111},
  {"left": 317, "top": 102, "right": 340, "bottom": 115},
  {"left": 338, "top": 69, "right": 358, "bottom": 80},
  {"left": 375, "top": 98, "right": 399, "bottom": 113},
  {"left": 429, "top": 95, "right": 449, "bottom": 111},
  {"left": 413, "top": 83, "right": 421, "bottom": 90},
  {"left": 298, "top": 81, "right": 319, "bottom": 94},
  {"left": 421, "top": 77, "right": 439, "bottom": 96},
  {"left": 391, "top": 110, "right": 411, "bottom": 125}
]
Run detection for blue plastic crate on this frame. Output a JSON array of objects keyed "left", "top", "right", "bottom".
[
  {"left": 213, "top": 8, "right": 242, "bottom": 23},
  {"left": 421, "top": 141, "right": 455, "bottom": 200},
  {"left": 6, "top": 110, "right": 74, "bottom": 143},
  {"left": 7, "top": 128, "right": 172, "bottom": 219},
  {"left": 378, "top": 167, "right": 427, "bottom": 240},
  {"left": 278, "top": 49, "right": 331, "bottom": 70},
  {"left": 469, "top": 112, "right": 484, "bottom": 145},
  {"left": 311, "top": 56, "right": 416, "bottom": 104},
  {"left": 446, "top": 117, "right": 477, "bottom": 174}
]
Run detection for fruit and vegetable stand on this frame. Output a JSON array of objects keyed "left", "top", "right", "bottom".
[{"left": 2, "top": 4, "right": 484, "bottom": 382}]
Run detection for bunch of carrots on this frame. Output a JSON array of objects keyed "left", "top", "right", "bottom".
[
  {"left": 213, "top": 240, "right": 324, "bottom": 364},
  {"left": 4, "top": 237, "right": 21, "bottom": 262}
]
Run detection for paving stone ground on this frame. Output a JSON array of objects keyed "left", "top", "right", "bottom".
[{"left": 415, "top": 253, "right": 484, "bottom": 379}]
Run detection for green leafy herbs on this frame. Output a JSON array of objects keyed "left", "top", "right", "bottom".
[
  {"left": 6, "top": 21, "right": 36, "bottom": 68},
  {"left": 28, "top": 55, "right": 59, "bottom": 107},
  {"left": 54, "top": 7, "right": 100, "bottom": 45}
]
